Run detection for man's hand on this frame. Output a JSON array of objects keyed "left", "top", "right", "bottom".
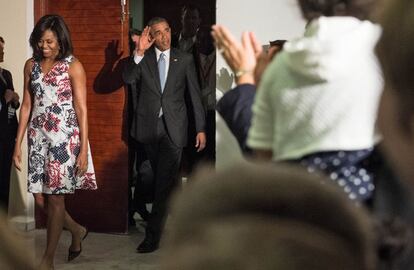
[
  {"left": 195, "top": 132, "right": 206, "bottom": 152},
  {"left": 4, "top": 89, "right": 19, "bottom": 104},
  {"left": 135, "top": 26, "right": 155, "bottom": 56}
]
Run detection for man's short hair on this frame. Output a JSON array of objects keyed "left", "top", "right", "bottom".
[{"left": 147, "top": 17, "right": 168, "bottom": 27}]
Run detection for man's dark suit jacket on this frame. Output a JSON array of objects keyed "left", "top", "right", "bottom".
[
  {"left": 0, "top": 68, "right": 18, "bottom": 142},
  {"left": 123, "top": 47, "right": 205, "bottom": 147},
  {"left": 217, "top": 83, "right": 256, "bottom": 153}
]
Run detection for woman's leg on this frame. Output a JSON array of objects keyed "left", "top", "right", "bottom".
[
  {"left": 33, "top": 194, "right": 86, "bottom": 252},
  {"left": 40, "top": 194, "right": 65, "bottom": 268}
]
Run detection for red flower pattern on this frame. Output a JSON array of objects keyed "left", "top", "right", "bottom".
[
  {"left": 28, "top": 56, "right": 96, "bottom": 194},
  {"left": 80, "top": 173, "right": 98, "bottom": 190},
  {"left": 28, "top": 128, "right": 37, "bottom": 138},
  {"left": 47, "top": 160, "right": 64, "bottom": 189},
  {"left": 57, "top": 78, "right": 72, "bottom": 102},
  {"left": 69, "top": 129, "right": 80, "bottom": 154}
]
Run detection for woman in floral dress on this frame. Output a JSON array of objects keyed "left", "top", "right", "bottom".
[{"left": 13, "top": 14, "right": 97, "bottom": 269}]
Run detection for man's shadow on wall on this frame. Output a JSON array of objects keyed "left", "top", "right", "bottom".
[{"left": 93, "top": 40, "right": 130, "bottom": 144}]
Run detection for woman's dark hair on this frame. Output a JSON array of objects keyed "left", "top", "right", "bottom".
[
  {"left": 30, "top": 14, "right": 73, "bottom": 61},
  {"left": 298, "top": 0, "right": 377, "bottom": 21}
]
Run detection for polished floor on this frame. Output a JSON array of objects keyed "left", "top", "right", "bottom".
[{"left": 24, "top": 219, "right": 161, "bottom": 270}]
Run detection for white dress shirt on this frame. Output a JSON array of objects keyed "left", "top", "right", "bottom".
[{"left": 134, "top": 47, "right": 170, "bottom": 85}]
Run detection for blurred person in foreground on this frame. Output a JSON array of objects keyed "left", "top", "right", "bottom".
[{"left": 162, "top": 162, "right": 376, "bottom": 270}]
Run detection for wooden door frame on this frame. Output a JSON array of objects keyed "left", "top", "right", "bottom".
[
  {"left": 33, "top": 0, "right": 131, "bottom": 233},
  {"left": 34, "top": 0, "right": 48, "bottom": 23}
]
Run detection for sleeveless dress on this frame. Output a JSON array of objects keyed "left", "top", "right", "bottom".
[{"left": 27, "top": 56, "right": 97, "bottom": 194}]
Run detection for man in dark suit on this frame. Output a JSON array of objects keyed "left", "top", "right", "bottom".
[
  {"left": 123, "top": 17, "right": 206, "bottom": 253},
  {"left": 0, "top": 36, "right": 20, "bottom": 213},
  {"left": 173, "top": 4, "right": 216, "bottom": 175}
]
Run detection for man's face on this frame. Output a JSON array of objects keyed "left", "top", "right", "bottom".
[
  {"left": 182, "top": 9, "right": 201, "bottom": 36},
  {"left": 0, "top": 41, "right": 4, "bottom": 62},
  {"left": 150, "top": 21, "right": 171, "bottom": 51}
]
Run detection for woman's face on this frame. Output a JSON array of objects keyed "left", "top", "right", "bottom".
[
  {"left": 38, "top": 29, "right": 59, "bottom": 59},
  {"left": 377, "top": 86, "right": 414, "bottom": 189}
]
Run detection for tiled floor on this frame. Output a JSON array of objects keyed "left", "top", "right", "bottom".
[{"left": 24, "top": 220, "right": 161, "bottom": 270}]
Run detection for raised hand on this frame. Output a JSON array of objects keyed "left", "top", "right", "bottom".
[
  {"left": 254, "top": 46, "right": 279, "bottom": 86},
  {"left": 135, "top": 26, "right": 155, "bottom": 56},
  {"left": 212, "top": 25, "right": 262, "bottom": 85}
]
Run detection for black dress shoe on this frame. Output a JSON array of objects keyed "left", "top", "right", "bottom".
[{"left": 136, "top": 237, "right": 159, "bottom": 253}]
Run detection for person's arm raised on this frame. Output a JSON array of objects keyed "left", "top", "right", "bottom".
[
  {"left": 135, "top": 26, "right": 155, "bottom": 57},
  {"left": 211, "top": 25, "right": 262, "bottom": 85}
]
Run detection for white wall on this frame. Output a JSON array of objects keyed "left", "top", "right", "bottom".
[
  {"left": 215, "top": 0, "right": 306, "bottom": 167},
  {"left": 0, "top": 0, "right": 34, "bottom": 230},
  {"left": 216, "top": 0, "right": 306, "bottom": 92}
]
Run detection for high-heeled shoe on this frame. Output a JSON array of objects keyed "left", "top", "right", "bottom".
[{"left": 68, "top": 227, "right": 89, "bottom": 262}]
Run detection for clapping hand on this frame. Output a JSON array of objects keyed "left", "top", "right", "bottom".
[
  {"left": 212, "top": 25, "right": 262, "bottom": 85},
  {"left": 254, "top": 46, "right": 280, "bottom": 86}
]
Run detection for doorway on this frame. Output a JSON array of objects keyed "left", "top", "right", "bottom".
[{"left": 34, "top": 0, "right": 130, "bottom": 233}]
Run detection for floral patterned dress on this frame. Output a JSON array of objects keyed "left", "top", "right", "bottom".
[{"left": 27, "top": 55, "right": 97, "bottom": 194}]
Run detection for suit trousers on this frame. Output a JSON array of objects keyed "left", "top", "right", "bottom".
[
  {"left": 144, "top": 116, "right": 182, "bottom": 241},
  {"left": 129, "top": 139, "right": 152, "bottom": 217},
  {"left": 0, "top": 138, "right": 15, "bottom": 213}
]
